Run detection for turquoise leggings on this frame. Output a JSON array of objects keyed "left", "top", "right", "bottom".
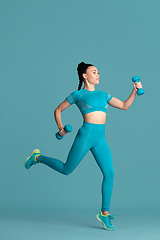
[{"left": 39, "top": 121, "right": 114, "bottom": 211}]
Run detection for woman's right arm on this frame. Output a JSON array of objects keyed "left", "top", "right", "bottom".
[{"left": 54, "top": 100, "right": 71, "bottom": 135}]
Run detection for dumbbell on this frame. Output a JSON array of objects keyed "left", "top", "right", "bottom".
[
  {"left": 132, "top": 76, "right": 145, "bottom": 95},
  {"left": 55, "top": 124, "right": 72, "bottom": 140}
]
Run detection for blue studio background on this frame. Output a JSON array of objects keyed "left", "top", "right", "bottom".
[{"left": 0, "top": 0, "right": 160, "bottom": 239}]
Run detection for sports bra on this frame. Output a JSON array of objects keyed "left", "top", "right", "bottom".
[{"left": 65, "top": 87, "right": 113, "bottom": 116}]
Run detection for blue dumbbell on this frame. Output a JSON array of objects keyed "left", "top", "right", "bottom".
[
  {"left": 132, "top": 76, "right": 145, "bottom": 95},
  {"left": 55, "top": 124, "right": 72, "bottom": 140}
]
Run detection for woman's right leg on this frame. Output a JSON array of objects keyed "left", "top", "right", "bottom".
[{"left": 38, "top": 125, "right": 92, "bottom": 175}]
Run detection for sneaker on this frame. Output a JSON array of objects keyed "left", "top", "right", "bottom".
[
  {"left": 96, "top": 211, "right": 116, "bottom": 230},
  {"left": 24, "top": 149, "right": 41, "bottom": 169}
]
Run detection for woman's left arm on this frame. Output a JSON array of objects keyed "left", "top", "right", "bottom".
[{"left": 108, "top": 82, "right": 143, "bottom": 110}]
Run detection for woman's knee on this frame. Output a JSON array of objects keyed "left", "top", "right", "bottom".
[
  {"left": 63, "top": 164, "right": 74, "bottom": 175},
  {"left": 63, "top": 170, "right": 72, "bottom": 175},
  {"left": 104, "top": 168, "right": 114, "bottom": 179}
]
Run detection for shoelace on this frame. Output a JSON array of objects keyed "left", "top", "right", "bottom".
[
  {"left": 107, "top": 214, "right": 118, "bottom": 226},
  {"left": 108, "top": 214, "right": 118, "bottom": 221}
]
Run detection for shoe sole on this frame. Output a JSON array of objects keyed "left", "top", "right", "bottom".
[
  {"left": 24, "top": 149, "right": 40, "bottom": 169},
  {"left": 96, "top": 214, "right": 115, "bottom": 231}
]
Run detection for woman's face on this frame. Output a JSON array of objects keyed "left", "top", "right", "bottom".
[{"left": 83, "top": 66, "right": 100, "bottom": 85}]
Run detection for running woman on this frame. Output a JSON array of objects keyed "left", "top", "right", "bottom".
[{"left": 24, "top": 62, "right": 143, "bottom": 230}]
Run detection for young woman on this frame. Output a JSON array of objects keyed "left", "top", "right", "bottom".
[{"left": 24, "top": 62, "right": 143, "bottom": 231}]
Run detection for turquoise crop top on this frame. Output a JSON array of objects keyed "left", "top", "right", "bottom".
[{"left": 65, "top": 88, "right": 113, "bottom": 116}]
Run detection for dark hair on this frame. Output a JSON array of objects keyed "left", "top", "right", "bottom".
[{"left": 77, "top": 62, "right": 94, "bottom": 90}]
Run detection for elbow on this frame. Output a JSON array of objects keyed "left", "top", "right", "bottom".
[
  {"left": 54, "top": 109, "right": 61, "bottom": 121},
  {"left": 123, "top": 103, "right": 128, "bottom": 111},
  {"left": 54, "top": 108, "right": 60, "bottom": 113},
  {"left": 54, "top": 109, "right": 59, "bottom": 116},
  {"left": 54, "top": 108, "right": 62, "bottom": 116}
]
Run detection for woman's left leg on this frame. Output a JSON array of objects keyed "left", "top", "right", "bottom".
[{"left": 90, "top": 136, "right": 114, "bottom": 212}]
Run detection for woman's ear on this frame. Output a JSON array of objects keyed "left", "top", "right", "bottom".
[{"left": 83, "top": 73, "right": 87, "bottom": 80}]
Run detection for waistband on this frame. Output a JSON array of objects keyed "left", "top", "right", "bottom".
[{"left": 82, "top": 121, "right": 105, "bottom": 133}]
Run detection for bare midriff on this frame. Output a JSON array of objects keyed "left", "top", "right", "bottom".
[{"left": 83, "top": 111, "right": 106, "bottom": 124}]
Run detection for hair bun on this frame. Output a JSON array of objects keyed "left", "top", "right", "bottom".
[{"left": 78, "top": 62, "right": 86, "bottom": 69}]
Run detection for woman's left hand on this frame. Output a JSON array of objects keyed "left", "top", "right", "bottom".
[{"left": 133, "top": 81, "right": 143, "bottom": 92}]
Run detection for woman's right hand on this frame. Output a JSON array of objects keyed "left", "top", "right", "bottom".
[{"left": 58, "top": 126, "right": 68, "bottom": 136}]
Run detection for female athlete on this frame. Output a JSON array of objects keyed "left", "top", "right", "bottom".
[{"left": 24, "top": 62, "right": 143, "bottom": 230}]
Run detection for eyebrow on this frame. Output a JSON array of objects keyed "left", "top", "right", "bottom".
[{"left": 92, "top": 70, "right": 99, "bottom": 72}]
